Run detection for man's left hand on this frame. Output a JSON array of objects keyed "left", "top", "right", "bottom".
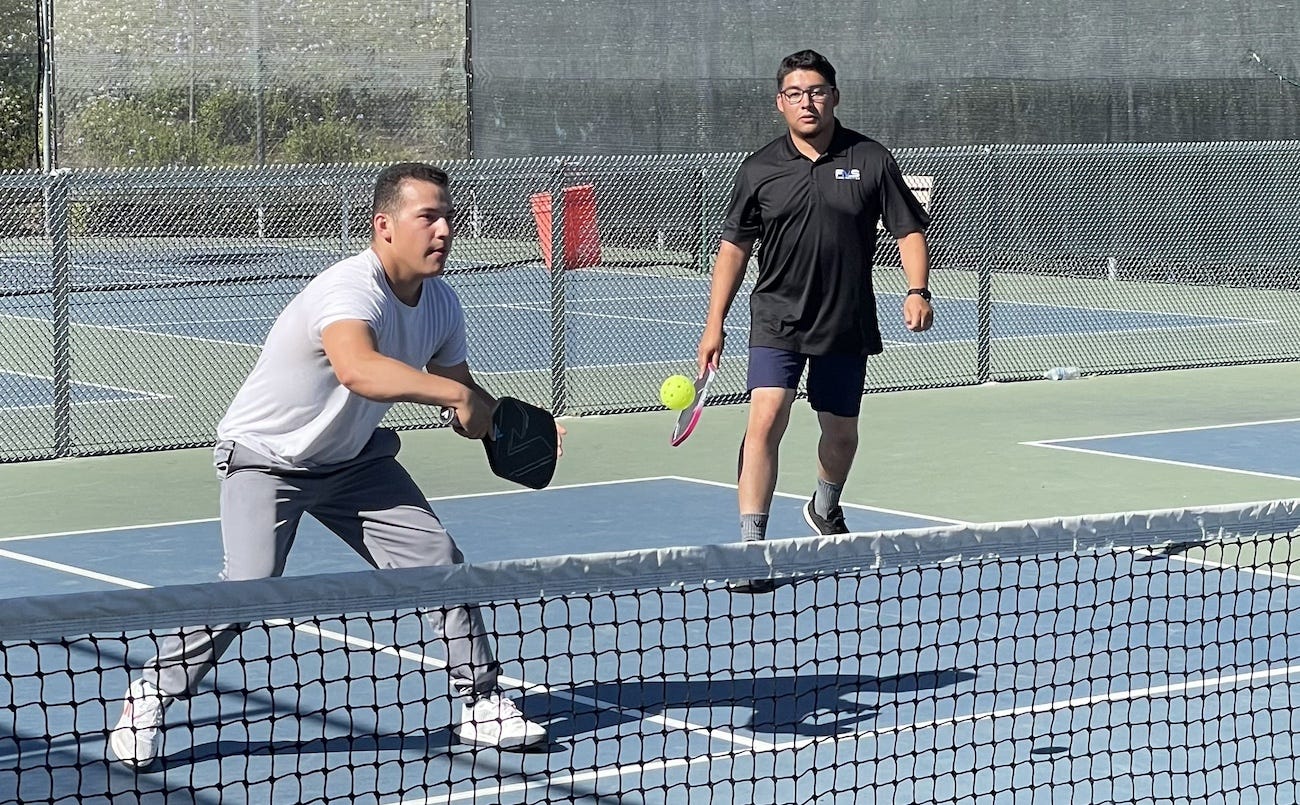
[{"left": 903, "top": 295, "right": 934, "bottom": 332}]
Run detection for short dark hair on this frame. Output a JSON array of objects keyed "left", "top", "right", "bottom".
[
  {"left": 777, "top": 50, "right": 837, "bottom": 89},
  {"left": 372, "top": 162, "right": 450, "bottom": 218}
]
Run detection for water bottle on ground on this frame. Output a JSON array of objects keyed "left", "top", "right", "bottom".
[{"left": 1043, "top": 366, "right": 1082, "bottom": 381}]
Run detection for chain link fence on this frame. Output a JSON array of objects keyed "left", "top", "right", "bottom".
[{"left": 2, "top": 141, "right": 1299, "bottom": 460}]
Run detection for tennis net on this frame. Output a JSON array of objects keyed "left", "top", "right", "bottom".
[{"left": 3, "top": 500, "right": 1300, "bottom": 803}]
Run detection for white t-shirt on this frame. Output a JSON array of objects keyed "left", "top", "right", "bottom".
[{"left": 217, "top": 248, "right": 468, "bottom": 467}]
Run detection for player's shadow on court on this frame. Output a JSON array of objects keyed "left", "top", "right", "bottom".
[
  {"left": 160, "top": 726, "right": 573, "bottom": 771},
  {"left": 547, "top": 670, "right": 976, "bottom": 738},
  {"left": 160, "top": 703, "right": 566, "bottom": 770},
  {"left": 151, "top": 671, "right": 974, "bottom": 768}
]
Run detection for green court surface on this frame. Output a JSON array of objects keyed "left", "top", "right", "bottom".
[{"left": 4, "top": 362, "right": 1299, "bottom": 541}]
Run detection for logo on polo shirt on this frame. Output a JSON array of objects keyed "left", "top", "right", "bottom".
[{"left": 834, "top": 168, "right": 861, "bottom": 181}]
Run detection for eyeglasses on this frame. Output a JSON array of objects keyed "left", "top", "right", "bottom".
[{"left": 779, "top": 85, "right": 833, "bottom": 104}]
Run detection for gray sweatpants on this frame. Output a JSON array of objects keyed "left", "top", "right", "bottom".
[{"left": 141, "top": 429, "right": 499, "bottom": 703}]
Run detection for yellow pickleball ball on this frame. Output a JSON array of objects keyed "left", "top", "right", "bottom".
[{"left": 659, "top": 374, "right": 695, "bottom": 411}]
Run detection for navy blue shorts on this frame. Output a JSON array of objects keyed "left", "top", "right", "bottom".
[{"left": 747, "top": 346, "right": 868, "bottom": 417}]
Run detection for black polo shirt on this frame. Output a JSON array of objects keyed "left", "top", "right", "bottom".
[{"left": 720, "top": 122, "right": 930, "bottom": 357}]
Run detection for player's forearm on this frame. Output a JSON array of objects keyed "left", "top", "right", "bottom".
[
  {"left": 898, "top": 231, "right": 930, "bottom": 290},
  {"left": 704, "top": 240, "right": 751, "bottom": 332},
  {"left": 336, "top": 351, "right": 471, "bottom": 408},
  {"left": 429, "top": 363, "right": 497, "bottom": 407}
]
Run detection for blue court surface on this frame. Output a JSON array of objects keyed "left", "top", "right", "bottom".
[
  {"left": 0, "top": 478, "right": 950, "bottom": 598},
  {"left": 1027, "top": 419, "right": 1300, "bottom": 481},
  {"left": 2, "top": 477, "right": 1299, "bottom": 803},
  {"left": 0, "top": 265, "right": 1264, "bottom": 383}
]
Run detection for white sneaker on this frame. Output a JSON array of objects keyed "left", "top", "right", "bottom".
[
  {"left": 108, "top": 679, "right": 168, "bottom": 769},
  {"left": 456, "top": 691, "right": 547, "bottom": 750}
]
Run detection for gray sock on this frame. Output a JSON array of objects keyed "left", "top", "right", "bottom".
[
  {"left": 740, "top": 513, "right": 769, "bottom": 543},
  {"left": 813, "top": 478, "right": 844, "bottom": 518}
]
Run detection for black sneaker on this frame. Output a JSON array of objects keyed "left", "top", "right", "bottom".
[
  {"left": 728, "top": 578, "right": 777, "bottom": 594},
  {"left": 804, "top": 498, "right": 849, "bottom": 535}
]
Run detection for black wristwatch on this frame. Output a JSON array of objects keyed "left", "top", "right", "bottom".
[{"left": 906, "top": 288, "right": 932, "bottom": 301}]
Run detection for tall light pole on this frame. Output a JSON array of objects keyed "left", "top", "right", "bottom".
[
  {"left": 251, "top": 0, "right": 265, "bottom": 237},
  {"left": 37, "top": 0, "right": 56, "bottom": 173},
  {"left": 252, "top": 0, "right": 264, "bottom": 166},
  {"left": 188, "top": 0, "right": 195, "bottom": 159}
]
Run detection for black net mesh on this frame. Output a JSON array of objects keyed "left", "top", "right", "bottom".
[{"left": 2, "top": 501, "right": 1300, "bottom": 802}]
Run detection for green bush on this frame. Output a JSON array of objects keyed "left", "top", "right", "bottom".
[
  {"left": 65, "top": 94, "right": 192, "bottom": 167},
  {"left": 0, "top": 4, "right": 38, "bottom": 170},
  {"left": 62, "top": 80, "right": 468, "bottom": 168},
  {"left": 0, "top": 78, "right": 36, "bottom": 170},
  {"left": 275, "top": 118, "right": 369, "bottom": 164},
  {"left": 196, "top": 85, "right": 255, "bottom": 149}
]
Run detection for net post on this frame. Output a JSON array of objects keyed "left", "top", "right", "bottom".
[
  {"left": 48, "top": 169, "right": 72, "bottom": 457},
  {"left": 547, "top": 158, "right": 568, "bottom": 417}
]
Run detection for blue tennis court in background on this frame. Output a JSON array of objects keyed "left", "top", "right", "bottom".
[
  {"left": 3, "top": 476, "right": 1299, "bottom": 803},
  {"left": 1028, "top": 419, "right": 1300, "bottom": 481},
  {"left": 0, "top": 263, "right": 1267, "bottom": 389}
]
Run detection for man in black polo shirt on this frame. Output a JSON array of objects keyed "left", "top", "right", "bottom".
[{"left": 696, "top": 50, "right": 933, "bottom": 591}]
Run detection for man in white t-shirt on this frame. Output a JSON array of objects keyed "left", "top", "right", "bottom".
[{"left": 109, "top": 163, "right": 553, "bottom": 769}]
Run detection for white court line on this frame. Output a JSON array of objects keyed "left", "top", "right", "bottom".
[
  {"left": 77, "top": 265, "right": 199, "bottom": 283},
  {"left": 770, "top": 660, "right": 1300, "bottom": 751},
  {"left": 878, "top": 289, "right": 1273, "bottom": 325},
  {"left": 467, "top": 291, "right": 1271, "bottom": 332},
  {"left": 483, "top": 300, "right": 740, "bottom": 332},
  {"left": 5, "top": 482, "right": 1300, "bottom": 799},
  {"left": 1024, "top": 416, "right": 1300, "bottom": 444},
  {"left": 1021, "top": 418, "right": 1300, "bottom": 481},
  {"left": 0, "top": 549, "right": 152, "bottom": 589},
  {"left": 394, "top": 658, "right": 1300, "bottom": 804},
  {"left": 398, "top": 542, "right": 1300, "bottom": 804},
  {"left": 464, "top": 292, "right": 707, "bottom": 308},
  {"left": 4, "top": 396, "right": 177, "bottom": 413},
  {"left": 0, "top": 482, "right": 648, "bottom": 543},
  {"left": 0, "top": 370, "right": 175, "bottom": 412},
  {"left": 0, "top": 518, "right": 220, "bottom": 543},
  {"left": 666, "top": 475, "right": 973, "bottom": 526},
  {"left": 1, "top": 482, "right": 677, "bottom": 544},
  {"left": 1, "top": 369, "right": 172, "bottom": 400},
  {"left": 1023, "top": 442, "right": 1300, "bottom": 483},
  {"left": 302, "top": 625, "right": 778, "bottom": 753},
  {"left": 0, "top": 543, "right": 776, "bottom": 760},
  {"left": 877, "top": 316, "right": 1268, "bottom": 350},
  {"left": 467, "top": 357, "right": 700, "bottom": 376},
  {"left": 0, "top": 476, "right": 960, "bottom": 543},
  {"left": 425, "top": 475, "right": 686, "bottom": 501},
  {"left": 110, "top": 316, "right": 273, "bottom": 328},
  {"left": 1, "top": 369, "right": 163, "bottom": 395},
  {"left": 1155, "top": 546, "right": 1300, "bottom": 584},
  {"left": 0, "top": 312, "right": 259, "bottom": 350}
]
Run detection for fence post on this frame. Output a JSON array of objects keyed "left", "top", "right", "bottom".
[
  {"left": 694, "top": 163, "right": 709, "bottom": 273},
  {"left": 339, "top": 183, "right": 350, "bottom": 252},
  {"left": 48, "top": 169, "right": 72, "bottom": 457},
  {"left": 975, "top": 146, "right": 994, "bottom": 384},
  {"left": 548, "top": 159, "right": 568, "bottom": 417}
]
